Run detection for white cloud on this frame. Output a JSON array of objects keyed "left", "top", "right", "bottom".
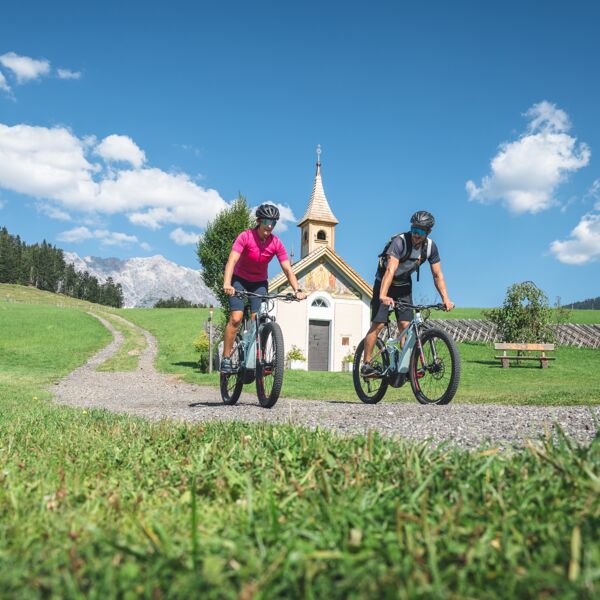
[
  {"left": 96, "top": 134, "right": 146, "bottom": 168},
  {"left": 0, "top": 122, "right": 229, "bottom": 229},
  {"left": 140, "top": 242, "right": 151, "bottom": 251},
  {"left": 549, "top": 214, "right": 600, "bottom": 265},
  {"left": 36, "top": 203, "right": 71, "bottom": 221},
  {"left": 0, "top": 52, "right": 50, "bottom": 83},
  {"left": 466, "top": 101, "right": 590, "bottom": 214},
  {"left": 57, "top": 226, "right": 141, "bottom": 247},
  {"left": 108, "top": 169, "right": 227, "bottom": 227},
  {"left": 57, "top": 68, "right": 81, "bottom": 80},
  {"left": 57, "top": 226, "right": 96, "bottom": 242},
  {"left": 0, "top": 123, "right": 98, "bottom": 204},
  {"left": 170, "top": 227, "right": 200, "bottom": 245},
  {"left": 0, "top": 71, "right": 11, "bottom": 93},
  {"left": 584, "top": 179, "right": 600, "bottom": 203}
]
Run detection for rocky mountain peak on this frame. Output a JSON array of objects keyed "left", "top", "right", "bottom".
[{"left": 63, "top": 252, "right": 219, "bottom": 308}]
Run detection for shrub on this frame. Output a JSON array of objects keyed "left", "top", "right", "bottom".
[
  {"left": 286, "top": 345, "right": 306, "bottom": 361},
  {"left": 483, "top": 281, "right": 554, "bottom": 343},
  {"left": 193, "top": 330, "right": 211, "bottom": 373}
]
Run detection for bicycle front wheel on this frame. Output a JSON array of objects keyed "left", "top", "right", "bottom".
[
  {"left": 409, "top": 327, "right": 460, "bottom": 405},
  {"left": 220, "top": 334, "right": 244, "bottom": 405},
  {"left": 256, "top": 322, "right": 285, "bottom": 408},
  {"left": 353, "top": 337, "right": 390, "bottom": 404}
]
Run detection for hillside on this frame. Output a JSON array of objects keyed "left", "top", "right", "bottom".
[{"left": 0, "top": 283, "right": 119, "bottom": 312}]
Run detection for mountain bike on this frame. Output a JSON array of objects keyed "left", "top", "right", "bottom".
[
  {"left": 353, "top": 302, "right": 460, "bottom": 405},
  {"left": 220, "top": 290, "right": 300, "bottom": 408}
]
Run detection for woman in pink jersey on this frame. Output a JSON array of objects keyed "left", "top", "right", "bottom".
[{"left": 220, "top": 203, "right": 305, "bottom": 373}]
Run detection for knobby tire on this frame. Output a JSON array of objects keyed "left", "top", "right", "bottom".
[
  {"left": 410, "top": 327, "right": 460, "bottom": 405},
  {"left": 256, "top": 321, "right": 285, "bottom": 408},
  {"left": 220, "top": 334, "right": 245, "bottom": 405},
  {"left": 353, "top": 337, "right": 390, "bottom": 404}
]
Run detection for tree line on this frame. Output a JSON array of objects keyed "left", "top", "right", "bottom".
[
  {"left": 566, "top": 296, "right": 600, "bottom": 310},
  {"left": 0, "top": 226, "right": 124, "bottom": 307},
  {"left": 153, "top": 296, "right": 210, "bottom": 308}
]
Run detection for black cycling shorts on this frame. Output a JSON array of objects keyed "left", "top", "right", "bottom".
[
  {"left": 370, "top": 279, "right": 413, "bottom": 323},
  {"left": 229, "top": 275, "right": 268, "bottom": 314}
]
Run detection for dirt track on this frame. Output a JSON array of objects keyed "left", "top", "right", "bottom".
[{"left": 51, "top": 313, "right": 600, "bottom": 449}]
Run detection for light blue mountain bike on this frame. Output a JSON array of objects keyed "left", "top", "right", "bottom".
[
  {"left": 220, "top": 290, "right": 300, "bottom": 408},
  {"left": 353, "top": 301, "right": 461, "bottom": 405}
]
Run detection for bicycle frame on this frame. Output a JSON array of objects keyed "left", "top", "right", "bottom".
[
  {"left": 238, "top": 299, "right": 271, "bottom": 370},
  {"left": 378, "top": 306, "right": 437, "bottom": 379},
  {"left": 235, "top": 291, "right": 294, "bottom": 372}
]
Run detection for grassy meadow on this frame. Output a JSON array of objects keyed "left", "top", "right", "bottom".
[
  {"left": 0, "top": 290, "right": 599, "bottom": 597},
  {"left": 1, "top": 285, "right": 600, "bottom": 596},
  {"left": 120, "top": 307, "right": 600, "bottom": 405}
]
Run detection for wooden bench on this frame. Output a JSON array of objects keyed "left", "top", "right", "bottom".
[{"left": 494, "top": 343, "right": 556, "bottom": 369}]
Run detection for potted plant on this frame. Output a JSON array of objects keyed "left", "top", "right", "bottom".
[
  {"left": 342, "top": 352, "right": 354, "bottom": 372},
  {"left": 286, "top": 345, "right": 307, "bottom": 370}
]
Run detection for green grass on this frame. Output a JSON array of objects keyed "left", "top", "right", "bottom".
[
  {"left": 0, "top": 301, "right": 599, "bottom": 597},
  {"left": 96, "top": 314, "right": 146, "bottom": 372},
  {"left": 119, "top": 308, "right": 600, "bottom": 405},
  {"left": 1, "top": 288, "right": 599, "bottom": 597},
  {"left": 434, "top": 307, "right": 600, "bottom": 324},
  {"left": 1, "top": 283, "right": 119, "bottom": 313},
  {"left": 0, "top": 303, "right": 111, "bottom": 398}
]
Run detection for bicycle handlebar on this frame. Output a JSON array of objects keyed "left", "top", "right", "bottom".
[
  {"left": 233, "top": 290, "right": 302, "bottom": 302},
  {"left": 394, "top": 301, "right": 448, "bottom": 311}
]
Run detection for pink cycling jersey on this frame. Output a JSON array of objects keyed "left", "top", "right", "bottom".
[{"left": 232, "top": 228, "right": 289, "bottom": 282}]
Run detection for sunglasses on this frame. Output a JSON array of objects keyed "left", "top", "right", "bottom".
[
  {"left": 410, "top": 226, "right": 429, "bottom": 236},
  {"left": 260, "top": 218, "right": 277, "bottom": 227}
]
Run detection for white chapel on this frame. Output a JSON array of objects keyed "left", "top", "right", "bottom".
[{"left": 269, "top": 147, "right": 372, "bottom": 371}]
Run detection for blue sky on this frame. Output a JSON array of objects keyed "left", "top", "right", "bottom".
[{"left": 1, "top": 0, "right": 599, "bottom": 307}]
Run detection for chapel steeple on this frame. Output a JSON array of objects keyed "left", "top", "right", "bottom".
[{"left": 298, "top": 145, "right": 339, "bottom": 258}]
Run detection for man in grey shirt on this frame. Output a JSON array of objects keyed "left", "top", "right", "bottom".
[{"left": 361, "top": 211, "right": 454, "bottom": 377}]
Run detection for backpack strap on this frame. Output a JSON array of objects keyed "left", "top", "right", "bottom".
[
  {"left": 416, "top": 238, "right": 432, "bottom": 282},
  {"left": 377, "top": 232, "right": 406, "bottom": 274}
]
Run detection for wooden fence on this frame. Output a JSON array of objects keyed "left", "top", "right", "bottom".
[{"left": 388, "top": 319, "right": 600, "bottom": 349}]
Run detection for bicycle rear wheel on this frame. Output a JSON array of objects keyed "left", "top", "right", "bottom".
[
  {"left": 220, "top": 334, "right": 244, "bottom": 405},
  {"left": 353, "top": 337, "right": 389, "bottom": 404},
  {"left": 409, "top": 327, "right": 460, "bottom": 405},
  {"left": 256, "top": 322, "right": 284, "bottom": 408}
]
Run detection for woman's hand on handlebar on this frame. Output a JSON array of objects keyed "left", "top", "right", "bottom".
[
  {"left": 223, "top": 284, "right": 236, "bottom": 296},
  {"left": 294, "top": 290, "right": 306, "bottom": 301}
]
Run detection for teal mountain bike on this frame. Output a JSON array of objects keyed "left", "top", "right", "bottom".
[
  {"left": 353, "top": 302, "right": 461, "bottom": 405},
  {"left": 220, "top": 290, "right": 300, "bottom": 408}
]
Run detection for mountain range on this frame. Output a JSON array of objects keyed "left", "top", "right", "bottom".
[{"left": 64, "top": 252, "right": 218, "bottom": 308}]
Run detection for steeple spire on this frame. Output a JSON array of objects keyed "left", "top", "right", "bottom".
[{"left": 298, "top": 145, "right": 339, "bottom": 227}]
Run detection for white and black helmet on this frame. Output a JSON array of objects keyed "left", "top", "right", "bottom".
[
  {"left": 410, "top": 210, "right": 435, "bottom": 231},
  {"left": 256, "top": 203, "right": 280, "bottom": 221}
]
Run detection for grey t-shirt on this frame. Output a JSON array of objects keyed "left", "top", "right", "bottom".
[{"left": 376, "top": 234, "right": 440, "bottom": 287}]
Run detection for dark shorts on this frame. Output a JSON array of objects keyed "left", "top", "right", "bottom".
[
  {"left": 370, "top": 279, "right": 413, "bottom": 323},
  {"left": 229, "top": 275, "right": 268, "bottom": 313}
]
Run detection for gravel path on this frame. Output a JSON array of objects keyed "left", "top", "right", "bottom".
[{"left": 52, "top": 313, "right": 600, "bottom": 449}]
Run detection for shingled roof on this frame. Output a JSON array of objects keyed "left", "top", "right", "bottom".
[{"left": 298, "top": 150, "right": 339, "bottom": 227}]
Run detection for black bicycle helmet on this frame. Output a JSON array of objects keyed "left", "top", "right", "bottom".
[
  {"left": 256, "top": 203, "right": 280, "bottom": 220},
  {"left": 410, "top": 210, "right": 435, "bottom": 230}
]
